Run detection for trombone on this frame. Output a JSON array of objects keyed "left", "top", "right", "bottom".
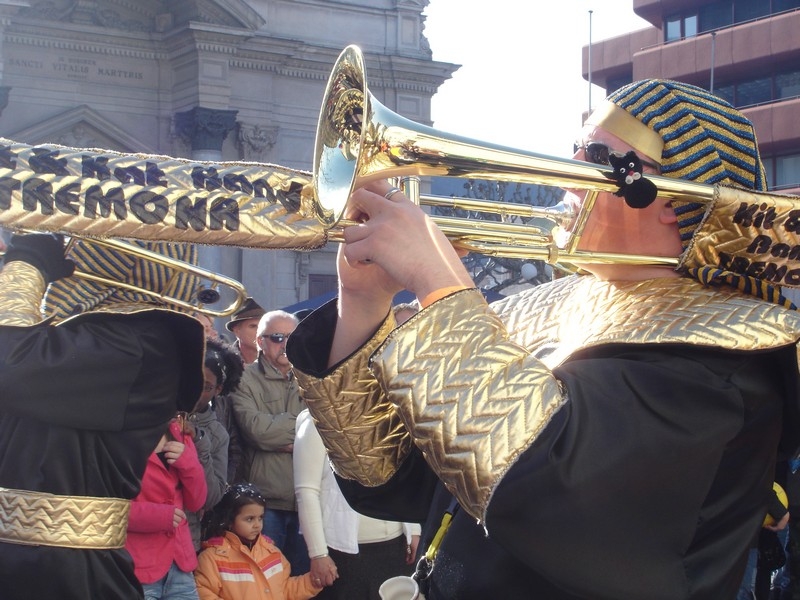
[
  {"left": 313, "top": 45, "right": 717, "bottom": 269},
  {"left": 0, "top": 234, "right": 248, "bottom": 317}
]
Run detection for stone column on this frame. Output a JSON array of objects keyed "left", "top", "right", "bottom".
[{"left": 174, "top": 107, "right": 241, "bottom": 326}]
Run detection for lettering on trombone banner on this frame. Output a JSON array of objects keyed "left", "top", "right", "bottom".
[
  {"left": 717, "top": 201, "right": 800, "bottom": 286},
  {"left": 0, "top": 144, "right": 305, "bottom": 231}
]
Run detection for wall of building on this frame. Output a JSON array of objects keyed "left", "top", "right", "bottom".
[
  {"left": 0, "top": 0, "right": 458, "bottom": 317},
  {"left": 582, "top": 2, "right": 800, "bottom": 194}
]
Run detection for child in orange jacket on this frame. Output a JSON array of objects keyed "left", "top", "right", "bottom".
[{"left": 195, "top": 483, "right": 323, "bottom": 600}]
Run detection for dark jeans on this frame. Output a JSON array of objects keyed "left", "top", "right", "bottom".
[{"left": 262, "top": 507, "right": 310, "bottom": 576}]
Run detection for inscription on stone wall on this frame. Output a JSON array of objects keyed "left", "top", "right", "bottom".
[{"left": 7, "top": 54, "right": 151, "bottom": 85}]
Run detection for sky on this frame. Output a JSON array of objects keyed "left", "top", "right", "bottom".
[{"left": 422, "top": 0, "right": 651, "bottom": 158}]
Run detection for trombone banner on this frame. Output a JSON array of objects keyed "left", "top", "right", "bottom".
[
  {"left": 680, "top": 186, "right": 800, "bottom": 288},
  {"left": 0, "top": 138, "right": 326, "bottom": 250}
]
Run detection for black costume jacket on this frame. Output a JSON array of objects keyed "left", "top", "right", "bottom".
[
  {"left": 0, "top": 261, "right": 204, "bottom": 600},
  {"left": 287, "top": 276, "right": 800, "bottom": 600}
]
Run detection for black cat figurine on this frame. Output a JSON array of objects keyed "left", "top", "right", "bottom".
[{"left": 605, "top": 150, "right": 659, "bottom": 209}]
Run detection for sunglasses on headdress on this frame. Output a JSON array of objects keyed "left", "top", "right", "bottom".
[{"left": 574, "top": 141, "right": 660, "bottom": 171}]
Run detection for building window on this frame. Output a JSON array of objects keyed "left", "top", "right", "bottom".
[
  {"left": 734, "top": 0, "right": 770, "bottom": 22},
  {"left": 736, "top": 78, "right": 772, "bottom": 106},
  {"left": 684, "top": 14, "right": 699, "bottom": 37},
  {"left": 776, "top": 70, "right": 800, "bottom": 99},
  {"left": 666, "top": 15, "right": 682, "bottom": 42},
  {"left": 762, "top": 153, "right": 800, "bottom": 191},
  {"left": 308, "top": 274, "right": 337, "bottom": 297},
  {"left": 714, "top": 84, "right": 735, "bottom": 105},
  {"left": 665, "top": 12, "right": 700, "bottom": 41},
  {"left": 698, "top": 0, "right": 798, "bottom": 34},
  {"left": 713, "top": 66, "right": 800, "bottom": 108},
  {"left": 700, "top": 1, "right": 733, "bottom": 32},
  {"left": 774, "top": 0, "right": 800, "bottom": 11},
  {"left": 774, "top": 153, "right": 800, "bottom": 191}
]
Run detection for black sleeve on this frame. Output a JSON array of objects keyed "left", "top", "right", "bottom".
[{"left": 334, "top": 445, "right": 441, "bottom": 524}]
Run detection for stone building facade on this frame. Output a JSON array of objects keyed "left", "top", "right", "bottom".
[{"left": 0, "top": 0, "right": 458, "bottom": 313}]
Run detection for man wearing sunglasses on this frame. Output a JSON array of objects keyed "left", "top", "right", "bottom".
[
  {"left": 230, "top": 309, "right": 310, "bottom": 576},
  {"left": 286, "top": 79, "right": 800, "bottom": 599}
]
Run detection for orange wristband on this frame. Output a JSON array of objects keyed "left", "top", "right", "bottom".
[{"left": 419, "top": 286, "right": 471, "bottom": 308}]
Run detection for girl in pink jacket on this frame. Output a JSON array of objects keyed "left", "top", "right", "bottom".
[
  {"left": 126, "top": 416, "right": 208, "bottom": 599},
  {"left": 195, "top": 483, "right": 322, "bottom": 600}
]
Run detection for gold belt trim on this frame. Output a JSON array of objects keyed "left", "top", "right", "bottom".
[{"left": 0, "top": 487, "right": 130, "bottom": 549}]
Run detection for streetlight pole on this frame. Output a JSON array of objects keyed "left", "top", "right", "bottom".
[
  {"left": 710, "top": 31, "right": 716, "bottom": 93},
  {"left": 588, "top": 9, "right": 593, "bottom": 115}
]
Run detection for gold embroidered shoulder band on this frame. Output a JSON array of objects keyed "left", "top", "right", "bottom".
[{"left": 0, "top": 487, "right": 130, "bottom": 549}]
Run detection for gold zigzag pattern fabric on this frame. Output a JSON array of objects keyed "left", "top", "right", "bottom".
[{"left": 0, "top": 487, "right": 129, "bottom": 549}]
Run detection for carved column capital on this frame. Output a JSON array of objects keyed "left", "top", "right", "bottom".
[{"left": 174, "top": 106, "right": 239, "bottom": 152}]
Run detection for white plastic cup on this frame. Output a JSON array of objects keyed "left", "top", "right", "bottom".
[{"left": 378, "top": 575, "right": 422, "bottom": 600}]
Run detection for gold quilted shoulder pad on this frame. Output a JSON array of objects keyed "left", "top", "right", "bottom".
[
  {"left": 494, "top": 275, "right": 800, "bottom": 369},
  {"left": 374, "top": 289, "right": 566, "bottom": 521}
]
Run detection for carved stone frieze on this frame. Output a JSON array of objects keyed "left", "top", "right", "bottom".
[
  {"left": 17, "top": 0, "right": 263, "bottom": 32},
  {"left": 20, "top": 0, "right": 150, "bottom": 32},
  {"left": 237, "top": 122, "right": 278, "bottom": 162}
]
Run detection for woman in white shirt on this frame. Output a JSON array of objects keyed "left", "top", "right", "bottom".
[{"left": 294, "top": 409, "right": 420, "bottom": 598}]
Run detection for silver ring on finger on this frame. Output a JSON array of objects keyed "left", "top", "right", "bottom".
[{"left": 384, "top": 187, "right": 402, "bottom": 200}]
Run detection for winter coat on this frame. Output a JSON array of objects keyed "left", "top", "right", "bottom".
[
  {"left": 231, "top": 355, "right": 306, "bottom": 510},
  {"left": 126, "top": 421, "right": 208, "bottom": 583},
  {"left": 195, "top": 531, "right": 321, "bottom": 600}
]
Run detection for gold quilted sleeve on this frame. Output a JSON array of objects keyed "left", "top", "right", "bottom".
[
  {"left": 373, "top": 288, "right": 567, "bottom": 522},
  {"left": 0, "top": 261, "right": 46, "bottom": 326},
  {"left": 294, "top": 312, "right": 414, "bottom": 486}
]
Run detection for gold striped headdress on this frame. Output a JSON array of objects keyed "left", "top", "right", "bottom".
[
  {"left": 588, "top": 80, "right": 796, "bottom": 306},
  {"left": 43, "top": 239, "right": 201, "bottom": 321},
  {"left": 600, "top": 79, "right": 767, "bottom": 246}
]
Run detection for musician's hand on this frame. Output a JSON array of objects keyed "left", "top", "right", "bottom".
[
  {"left": 4, "top": 233, "right": 75, "bottom": 283},
  {"left": 328, "top": 182, "right": 472, "bottom": 367},
  {"left": 342, "top": 181, "right": 472, "bottom": 299},
  {"left": 765, "top": 511, "right": 790, "bottom": 532}
]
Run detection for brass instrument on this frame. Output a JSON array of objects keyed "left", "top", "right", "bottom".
[
  {"left": 314, "top": 45, "right": 718, "bottom": 268},
  {"left": 61, "top": 237, "right": 248, "bottom": 318},
  {"left": 313, "top": 45, "right": 800, "bottom": 284},
  {"left": 0, "top": 233, "right": 248, "bottom": 317}
]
